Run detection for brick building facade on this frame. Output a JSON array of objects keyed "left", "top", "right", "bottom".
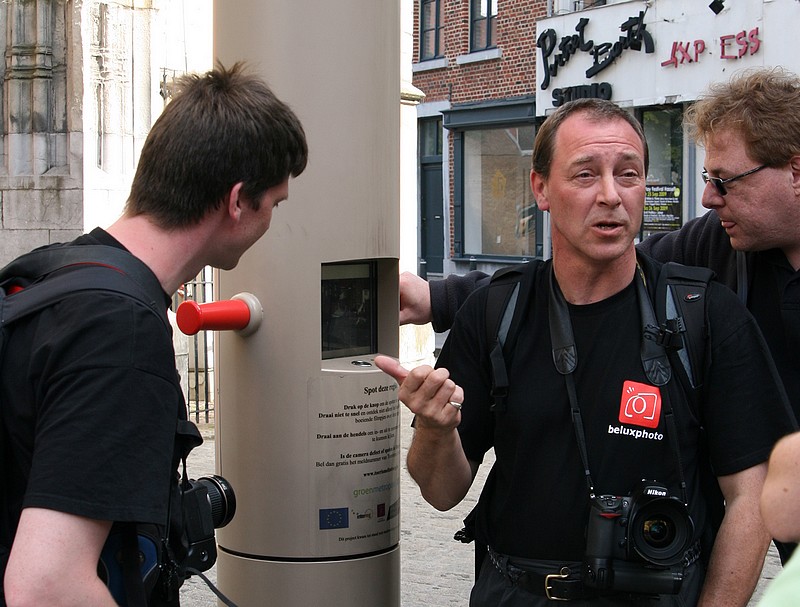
[
  {"left": 411, "top": 0, "right": 548, "bottom": 280},
  {"left": 412, "top": 0, "right": 543, "bottom": 104}
]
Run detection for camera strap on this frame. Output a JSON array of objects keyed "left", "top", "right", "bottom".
[{"left": 547, "top": 263, "right": 689, "bottom": 504}]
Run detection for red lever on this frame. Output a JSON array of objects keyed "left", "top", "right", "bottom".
[{"left": 176, "top": 292, "right": 262, "bottom": 336}]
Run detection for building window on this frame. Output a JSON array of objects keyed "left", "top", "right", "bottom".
[
  {"left": 573, "top": 0, "right": 606, "bottom": 10},
  {"left": 470, "top": 0, "right": 497, "bottom": 52},
  {"left": 420, "top": 0, "right": 444, "bottom": 60},
  {"left": 554, "top": 0, "right": 607, "bottom": 11},
  {"left": 462, "top": 125, "right": 540, "bottom": 258},
  {"left": 553, "top": 0, "right": 606, "bottom": 12},
  {"left": 420, "top": 117, "right": 443, "bottom": 158},
  {"left": 444, "top": 98, "right": 540, "bottom": 261}
]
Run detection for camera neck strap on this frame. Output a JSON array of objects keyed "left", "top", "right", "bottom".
[{"left": 547, "top": 263, "right": 689, "bottom": 504}]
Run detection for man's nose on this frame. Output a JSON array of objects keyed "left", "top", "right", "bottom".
[
  {"left": 701, "top": 181, "right": 723, "bottom": 209},
  {"left": 598, "top": 174, "right": 622, "bottom": 206}
]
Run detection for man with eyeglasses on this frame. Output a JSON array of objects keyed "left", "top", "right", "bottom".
[{"left": 643, "top": 67, "right": 799, "bottom": 458}]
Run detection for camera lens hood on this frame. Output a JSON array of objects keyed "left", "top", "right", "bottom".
[{"left": 197, "top": 474, "right": 237, "bottom": 528}]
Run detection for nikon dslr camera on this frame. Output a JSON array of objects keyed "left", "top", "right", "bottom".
[
  {"left": 99, "top": 474, "right": 236, "bottom": 605},
  {"left": 583, "top": 480, "right": 694, "bottom": 595},
  {"left": 181, "top": 474, "right": 237, "bottom": 573}
]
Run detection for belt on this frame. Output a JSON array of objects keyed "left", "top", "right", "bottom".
[
  {"left": 487, "top": 546, "right": 592, "bottom": 601},
  {"left": 486, "top": 541, "right": 701, "bottom": 601}
]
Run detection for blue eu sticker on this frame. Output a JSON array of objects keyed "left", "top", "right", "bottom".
[{"left": 319, "top": 507, "right": 349, "bottom": 529}]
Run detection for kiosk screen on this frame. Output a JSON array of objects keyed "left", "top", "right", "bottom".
[{"left": 321, "top": 261, "right": 377, "bottom": 359}]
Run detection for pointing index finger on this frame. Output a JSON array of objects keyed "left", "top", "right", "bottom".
[{"left": 373, "top": 355, "right": 409, "bottom": 385}]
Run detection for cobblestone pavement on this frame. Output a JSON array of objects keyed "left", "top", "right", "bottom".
[{"left": 180, "top": 408, "right": 781, "bottom": 606}]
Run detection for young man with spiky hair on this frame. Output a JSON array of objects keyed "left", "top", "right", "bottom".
[{"left": 1, "top": 62, "right": 307, "bottom": 606}]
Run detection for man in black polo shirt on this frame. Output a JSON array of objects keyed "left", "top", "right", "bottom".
[
  {"left": 401, "top": 68, "right": 800, "bottom": 565},
  {"left": 379, "top": 98, "right": 795, "bottom": 606}
]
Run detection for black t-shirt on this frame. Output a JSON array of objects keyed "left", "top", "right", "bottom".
[
  {"left": 745, "top": 249, "right": 800, "bottom": 422},
  {"left": 438, "top": 256, "right": 795, "bottom": 561},
  {"left": 0, "top": 229, "right": 182, "bottom": 593}
]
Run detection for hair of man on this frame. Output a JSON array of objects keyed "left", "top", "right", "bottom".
[
  {"left": 126, "top": 61, "right": 309, "bottom": 229},
  {"left": 531, "top": 98, "right": 650, "bottom": 178},
  {"left": 684, "top": 66, "right": 800, "bottom": 168}
]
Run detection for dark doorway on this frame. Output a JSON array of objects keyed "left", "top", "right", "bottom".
[{"left": 420, "top": 118, "right": 444, "bottom": 275}]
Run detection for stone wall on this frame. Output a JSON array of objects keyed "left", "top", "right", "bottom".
[
  {"left": 0, "top": 0, "right": 212, "bottom": 267},
  {"left": 0, "top": 0, "right": 83, "bottom": 266}
]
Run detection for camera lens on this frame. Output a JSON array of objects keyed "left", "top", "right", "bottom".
[
  {"left": 196, "top": 475, "right": 236, "bottom": 528},
  {"left": 642, "top": 517, "right": 675, "bottom": 548},
  {"left": 630, "top": 498, "right": 692, "bottom": 566}
]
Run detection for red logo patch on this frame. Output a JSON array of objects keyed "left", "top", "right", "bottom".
[{"left": 618, "top": 381, "right": 661, "bottom": 428}]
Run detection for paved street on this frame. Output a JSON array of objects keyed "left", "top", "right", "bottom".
[{"left": 181, "top": 406, "right": 781, "bottom": 606}]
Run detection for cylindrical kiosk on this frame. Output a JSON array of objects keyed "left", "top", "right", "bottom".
[{"left": 211, "top": 2, "right": 401, "bottom": 605}]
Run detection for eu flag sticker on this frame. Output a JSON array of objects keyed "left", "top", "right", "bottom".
[{"left": 319, "top": 507, "right": 349, "bottom": 530}]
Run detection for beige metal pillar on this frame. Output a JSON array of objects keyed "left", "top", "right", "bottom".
[{"left": 213, "top": 2, "right": 401, "bottom": 605}]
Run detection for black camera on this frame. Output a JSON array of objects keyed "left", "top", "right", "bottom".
[
  {"left": 583, "top": 480, "right": 694, "bottom": 595},
  {"left": 181, "top": 474, "right": 237, "bottom": 573},
  {"left": 99, "top": 474, "right": 236, "bottom": 604}
]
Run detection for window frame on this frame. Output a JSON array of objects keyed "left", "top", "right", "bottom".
[
  {"left": 470, "top": 0, "right": 497, "bottom": 53},
  {"left": 443, "top": 97, "right": 543, "bottom": 262},
  {"left": 420, "top": 0, "right": 445, "bottom": 61}
]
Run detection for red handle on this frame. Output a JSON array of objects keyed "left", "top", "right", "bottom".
[{"left": 177, "top": 299, "right": 251, "bottom": 335}]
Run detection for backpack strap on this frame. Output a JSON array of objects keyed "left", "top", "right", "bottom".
[
  {"left": 1, "top": 244, "right": 159, "bottom": 292},
  {"left": 485, "top": 262, "right": 538, "bottom": 413},
  {"left": 455, "top": 263, "right": 533, "bottom": 575},
  {"left": 653, "top": 262, "right": 723, "bottom": 566},
  {"left": 653, "top": 262, "right": 714, "bottom": 390},
  {"left": 120, "top": 522, "right": 151, "bottom": 607},
  {"left": 0, "top": 245, "right": 168, "bottom": 331},
  {"left": 735, "top": 250, "right": 748, "bottom": 305}
]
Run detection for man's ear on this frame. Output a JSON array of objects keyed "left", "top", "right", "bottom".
[
  {"left": 225, "top": 182, "right": 246, "bottom": 221},
  {"left": 530, "top": 170, "right": 550, "bottom": 212},
  {"left": 789, "top": 156, "right": 800, "bottom": 194}
]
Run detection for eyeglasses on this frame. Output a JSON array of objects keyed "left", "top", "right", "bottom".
[{"left": 701, "top": 164, "right": 768, "bottom": 196}]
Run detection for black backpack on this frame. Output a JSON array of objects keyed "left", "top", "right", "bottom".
[
  {"left": 0, "top": 244, "right": 242, "bottom": 607},
  {"left": 456, "top": 258, "right": 721, "bottom": 576},
  {"left": 0, "top": 244, "right": 189, "bottom": 606}
]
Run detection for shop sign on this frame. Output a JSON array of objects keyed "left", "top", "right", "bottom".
[
  {"left": 661, "top": 27, "right": 761, "bottom": 68},
  {"left": 537, "top": 11, "right": 654, "bottom": 90}
]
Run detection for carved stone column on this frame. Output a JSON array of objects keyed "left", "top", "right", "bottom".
[
  {"left": 5, "top": 0, "right": 68, "bottom": 175},
  {"left": 0, "top": 0, "right": 81, "bottom": 265}
]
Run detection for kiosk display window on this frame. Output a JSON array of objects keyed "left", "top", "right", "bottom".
[{"left": 321, "top": 262, "right": 378, "bottom": 360}]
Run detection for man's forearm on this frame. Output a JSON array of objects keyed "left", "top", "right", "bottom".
[
  {"left": 407, "top": 426, "right": 474, "bottom": 511},
  {"left": 697, "top": 500, "right": 771, "bottom": 606}
]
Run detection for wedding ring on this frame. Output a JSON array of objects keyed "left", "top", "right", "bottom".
[{"left": 448, "top": 401, "right": 462, "bottom": 410}]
